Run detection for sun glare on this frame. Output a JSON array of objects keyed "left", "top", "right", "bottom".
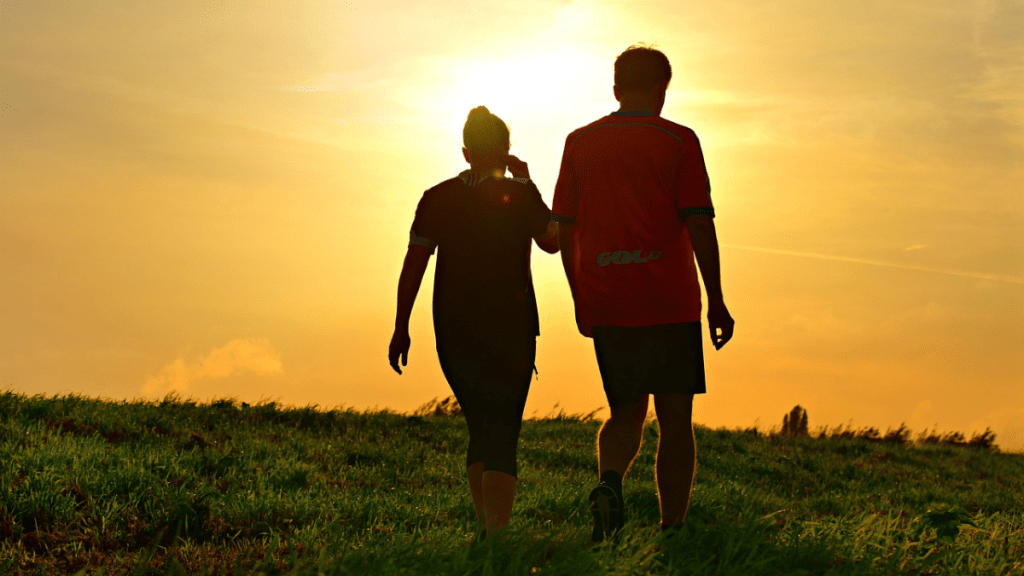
[{"left": 414, "top": 50, "right": 609, "bottom": 146}]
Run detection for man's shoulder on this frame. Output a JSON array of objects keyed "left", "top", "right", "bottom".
[
  {"left": 564, "top": 115, "right": 615, "bottom": 145},
  {"left": 655, "top": 117, "right": 699, "bottom": 141},
  {"left": 566, "top": 114, "right": 699, "bottom": 147}
]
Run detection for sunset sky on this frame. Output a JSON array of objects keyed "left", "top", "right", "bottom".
[{"left": 3, "top": 1, "right": 1022, "bottom": 451}]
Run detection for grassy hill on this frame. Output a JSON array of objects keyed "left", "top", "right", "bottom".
[{"left": 1, "top": 391, "right": 1022, "bottom": 575}]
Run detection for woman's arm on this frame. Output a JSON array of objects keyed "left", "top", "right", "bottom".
[
  {"left": 389, "top": 245, "right": 432, "bottom": 374},
  {"left": 507, "top": 156, "right": 560, "bottom": 254},
  {"left": 534, "top": 220, "right": 559, "bottom": 254}
]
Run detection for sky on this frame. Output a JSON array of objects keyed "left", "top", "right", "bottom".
[{"left": 3, "top": 0, "right": 1022, "bottom": 451}]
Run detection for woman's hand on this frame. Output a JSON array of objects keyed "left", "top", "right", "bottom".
[
  {"left": 507, "top": 155, "right": 530, "bottom": 179},
  {"left": 390, "top": 245, "right": 431, "bottom": 375},
  {"left": 389, "top": 328, "right": 411, "bottom": 374},
  {"left": 534, "top": 220, "right": 559, "bottom": 254}
]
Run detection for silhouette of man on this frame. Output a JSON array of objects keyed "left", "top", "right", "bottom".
[{"left": 551, "top": 44, "right": 734, "bottom": 542}]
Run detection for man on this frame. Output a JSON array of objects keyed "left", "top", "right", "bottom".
[{"left": 551, "top": 44, "right": 734, "bottom": 542}]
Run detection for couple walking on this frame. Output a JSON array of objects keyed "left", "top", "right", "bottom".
[{"left": 388, "top": 45, "right": 735, "bottom": 542}]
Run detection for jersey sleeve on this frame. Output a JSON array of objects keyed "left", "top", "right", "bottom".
[
  {"left": 409, "top": 191, "right": 441, "bottom": 253},
  {"left": 676, "top": 133, "right": 715, "bottom": 218},
  {"left": 551, "top": 134, "right": 579, "bottom": 224}
]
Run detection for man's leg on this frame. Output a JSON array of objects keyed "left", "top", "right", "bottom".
[
  {"left": 652, "top": 393, "right": 696, "bottom": 528},
  {"left": 597, "top": 397, "right": 649, "bottom": 476},
  {"left": 589, "top": 397, "right": 647, "bottom": 542}
]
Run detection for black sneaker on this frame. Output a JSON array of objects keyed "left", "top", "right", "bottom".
[{"left": 588, "top": 484, "right": 623, "bottom": 542}]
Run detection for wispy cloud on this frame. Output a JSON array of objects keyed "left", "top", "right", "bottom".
[
  {"left": 970, "top": 0, "right": 1024, "bottom": 136},
  {"left": 143, "top": 339, "right": 283, "bottom": 396},
  {"left": 723, "top": 244, "right": 1024, "bottom": 284},
  {"left": 281, "top": 70, "right": 386, "bottom": 93},
  {"left": 970, "top": 406, "right": 1024, "bottom": 454}
]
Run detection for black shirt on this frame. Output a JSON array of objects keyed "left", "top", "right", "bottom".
[{"left": 410, "top": 172, "right": 551, "bottom": 345}]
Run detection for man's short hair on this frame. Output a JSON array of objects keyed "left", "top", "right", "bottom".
[{"left": 614, "top": 44, "right": 672, "bottom": 92}]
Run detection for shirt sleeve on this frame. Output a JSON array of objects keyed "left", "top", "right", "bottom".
[
  {"left": 551, "top": 134, "right": 578, "bottom": 224},
  {"left": 677, "top": 132, "right": 715, "bottom": 218},
  {"left": 409, "top": 190, "right": 440, "bottom": 253}
]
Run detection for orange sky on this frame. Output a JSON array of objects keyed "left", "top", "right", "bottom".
[{"left": 3, "top": 1, "right": 1022, "bottom": 451}]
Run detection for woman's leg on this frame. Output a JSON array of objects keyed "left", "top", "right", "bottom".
[
  {"left": 441, "top": 335, "right": 534, "bottom": 534},
  {"left": 479, "top": 338, "right": 535, "bottom": 534},
  {"left": 462, "top": 400, "right": 487, "bottom": 528},
  {"left": 467, "top": 462, "right": 485, "bottom": 526},
  {"left": 437, "top": 344, "right": 488, "bottom": 529},
  {"left": 478, "top": 405, "right": 524, "bottom": 534},
  {"left": 482, "top": 470, "right": 518, "bottom": 533}
]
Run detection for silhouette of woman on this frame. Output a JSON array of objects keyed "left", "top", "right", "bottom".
[{"left": 389, "top": 106, "right": 558, "bottom": 536}]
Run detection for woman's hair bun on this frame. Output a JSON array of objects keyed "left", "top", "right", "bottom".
[{"left": 464, "top": 106, "right": 509, "bottom": 155}]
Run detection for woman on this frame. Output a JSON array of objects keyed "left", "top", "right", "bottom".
[{"left": 388, "top": 106, "right": 558, "bottom": 536}]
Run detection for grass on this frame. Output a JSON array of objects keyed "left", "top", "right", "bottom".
[{"left": 1, "top": 391, "right": 1022, "bottom": 575}]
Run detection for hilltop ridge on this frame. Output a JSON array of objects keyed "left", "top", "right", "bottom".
[{"left": 1, "top": 391, "right": 1022, "bottom": 575}]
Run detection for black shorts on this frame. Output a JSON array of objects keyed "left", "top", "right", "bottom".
[{"left": 592, "top": 322, "right": 706, "bottom": 408}]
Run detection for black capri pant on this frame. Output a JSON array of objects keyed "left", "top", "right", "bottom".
[{"left": 436, "top": 331, "right": 535, "bottom": 478}]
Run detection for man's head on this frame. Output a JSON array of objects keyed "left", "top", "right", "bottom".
[
  {"left": 462, "top": 106, "right": 510, "bottom": 169},
  {"left": 613, "top": 44, "right": 671, "bottom": 110}
]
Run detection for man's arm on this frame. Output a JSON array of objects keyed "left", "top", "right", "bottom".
[
  {"left": 557, "top": 222, "right": 577, "bottom": 301},
  {"left": 389, "top": 245, "right": 432, "bottom": 374},
  {"left": 684, "top": 214, "right": 734, "bottom": 350},
  {"left": 556, "top": 221, "right": 585, "bottom": 334}
]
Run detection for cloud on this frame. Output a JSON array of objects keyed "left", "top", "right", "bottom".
[
  {"left": 970, "top": 0, "right": 1024, "bottom": 139},
  {"left": 908, "top": 400, "right": 935, "bottom": 431},
  {"left": 969, "top": 406, "right": 1024, "bottom": 454},
  {"left": 722, "top": 243, "right": 1024, "bottom": 284},
  {"left": 779, "top": 309, "right": 847, "bottom": 338},
  {"left": 281, "top": 70, "right": 390, "bottom": 94},
  {"left": 143, "top": 338, "right": 283, "bottom": 396}
]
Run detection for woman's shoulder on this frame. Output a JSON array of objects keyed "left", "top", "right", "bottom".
[
  {"left": 423, "top": 176, "right": 464, "bottom": 195},
  {"left": 418, "top": 177, "right": 467, "bottom": 207},
  {"left": 487, "top": 175, "right": 537, "bottom": 192}
]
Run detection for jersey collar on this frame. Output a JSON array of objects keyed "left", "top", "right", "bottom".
[
  {"left": 610, "top": 110, "right": 658, "bottom": 116},
  {"left": 458, "top": 170, "right": 495, "bottom": 187},
  {"left": 458, "top": 169, "right": 531, "bottom": 187}
]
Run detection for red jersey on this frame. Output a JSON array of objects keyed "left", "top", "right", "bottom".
[{"left": 551, "top": 111, "right": 714, "bottom": 337}]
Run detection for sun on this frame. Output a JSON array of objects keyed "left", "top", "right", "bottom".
[{"left": 414, "top": 49, "right": 609, "bottom": 148}]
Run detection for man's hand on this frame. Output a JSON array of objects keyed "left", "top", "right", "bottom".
[
  {"left": 388, "top": 328, "right": 411, "bottom": 374},
  {"left": 707, "top": 300, "right": 734, "bottom": 350},
  {"left": 507, "top": 155, "right": 530, "bottom": 179}
]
